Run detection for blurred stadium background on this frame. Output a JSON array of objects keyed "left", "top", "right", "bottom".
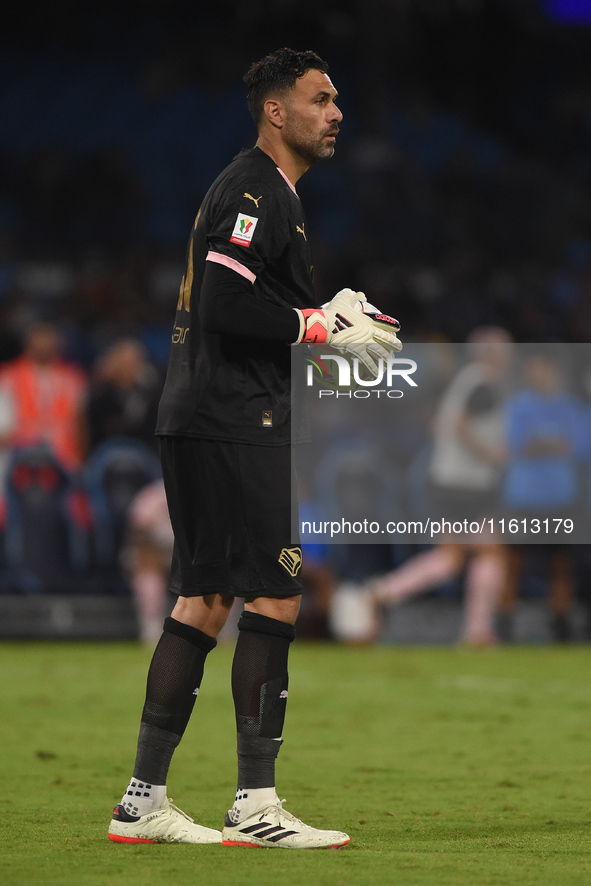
[{"left": 1, "top": 0, "right": 591, "bottom": 643}]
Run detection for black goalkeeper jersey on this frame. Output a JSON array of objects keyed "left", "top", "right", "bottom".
[{"left": 156, "top": 146, "right": 316, "bottom": 445}]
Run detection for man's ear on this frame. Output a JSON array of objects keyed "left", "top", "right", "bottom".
[{"left": 262, "top": 98, "right": 286, "bottom": 130}]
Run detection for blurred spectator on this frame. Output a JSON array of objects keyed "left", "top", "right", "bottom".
[
  {"left": 0, "top": 385, "right": 15, "bottom": 493},
  {"left": 121, "top": 479, "right": 173, "bottom": 644},
  {"left": 501, "top": 352, "right": 580, "bottom": 515},
  {"left": 577, "top": 365, "right": 591, "bottom": 518},
  {"left": 84, "top": 338, "right": 162, "bottom": 452},
  {"left": 498, "top": 351, "right": 581, "bottom": 641},
  {"left": 0, "top": 322, "right": 87, "bottom": 470},
  {"left": 311, "top": 439, "right": 403, "bottom": 643},
  {"left": 298, "top": 491, "right": 336, "bottom": 639},
  {"left": 2, "top": 442, "right": 91, "bottom": 594},
  {"left": 372, "top": 328, "right": 513, "bottom": 646}
]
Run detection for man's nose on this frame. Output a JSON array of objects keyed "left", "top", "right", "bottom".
[{"left": 330, "top": 103, "right": 343, "bottom": 123}]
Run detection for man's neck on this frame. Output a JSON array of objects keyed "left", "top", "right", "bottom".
[{"left": 255, "top": 135, "right": 309, "bottom": 187}]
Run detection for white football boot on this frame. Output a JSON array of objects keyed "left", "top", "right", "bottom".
[
  {"left": 222, "top": 798, "right": 350, "bottom": 849},
  {"left": 108, "top": 797, "right": 222, "bottom": 844}
]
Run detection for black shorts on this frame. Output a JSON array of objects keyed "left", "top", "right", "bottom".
[
  {"left": 159, "top": 436, "right": 302, "bottom": 598},
  {"left": 428, "top": 483, "right": 498, "bottom": 523}
]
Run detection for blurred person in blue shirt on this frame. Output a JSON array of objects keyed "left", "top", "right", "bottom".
[
  {"left": 499, "top": 350, "right": 581, "bottom": 641},
  {"left": 502, "top": 351, "right": 580, "bottom": 513}
]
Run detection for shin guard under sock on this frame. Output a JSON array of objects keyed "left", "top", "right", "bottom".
[
  {"left": 231, "top": 611, "right": 295, "bottom": 793},
  {"left": 131, "top": 616, "right": 216, "bottom": 786}
]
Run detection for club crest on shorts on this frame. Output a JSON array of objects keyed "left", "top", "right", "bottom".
[{"left": 278, "top": 546, "right": 302, "bottom": 576}]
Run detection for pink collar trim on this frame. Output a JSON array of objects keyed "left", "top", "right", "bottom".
[{"left": 276, "top": 166, "right": 298, "bottom": 195}]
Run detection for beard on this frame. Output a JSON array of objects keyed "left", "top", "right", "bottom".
[{"left": 283, "top": 116, "right": 337, "bottom": 164}]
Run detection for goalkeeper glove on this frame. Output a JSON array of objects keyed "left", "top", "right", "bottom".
[{"left": 293, "top": 289, "right": 402, "bottom": 377}]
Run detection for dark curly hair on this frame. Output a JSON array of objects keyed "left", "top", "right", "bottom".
[{"left": 244, "top": 47, "right": 329, "bottom": 126}]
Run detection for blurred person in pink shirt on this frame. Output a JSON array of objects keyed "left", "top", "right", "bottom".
[{"left": 122, "top": 479, "right": 174, "bottom": 644}]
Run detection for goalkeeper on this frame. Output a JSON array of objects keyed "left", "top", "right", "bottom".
[{"left": 108, "top": 47, "right": 400, "bottom": 850}]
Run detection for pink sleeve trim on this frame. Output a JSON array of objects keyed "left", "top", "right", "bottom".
[
  {"left": 276, "top": 166, "right": 298, "bottom": 195},
  {"left": 206, "top": 251, "right": 257, "bottom": 283}
]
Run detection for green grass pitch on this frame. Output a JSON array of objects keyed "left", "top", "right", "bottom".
[{"left": 2, "top": 640, "right": 591, "bottom": 886}]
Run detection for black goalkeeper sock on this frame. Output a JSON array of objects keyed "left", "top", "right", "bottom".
[
  {"left": 132, "top": 616, "right": 217, "bottom": 785},
  {"left": 231, "top": 610, "right": 295, "bottom": 789}
]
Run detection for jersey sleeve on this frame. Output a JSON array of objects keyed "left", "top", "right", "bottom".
[
  {"left": 200, "top": 262, "right": 301, "bottom": 342},
  {"left": 206, "top": 183, "right": 290, "bottom": 281}
]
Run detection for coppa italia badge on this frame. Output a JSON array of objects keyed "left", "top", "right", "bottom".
[{"left": 230, "top": 213, "right": 258, "bottom": 247}]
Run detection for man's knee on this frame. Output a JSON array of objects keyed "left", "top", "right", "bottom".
[
  {"left": 244, "top": 594, "right": 301, "bottom": 626},
  {"left": 172, "top": 592, "right": 234, "bottom": 636}
]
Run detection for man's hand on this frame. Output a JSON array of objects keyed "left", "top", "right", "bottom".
[{"left": 293, "top": 289, "right": 402, "bottom": 376}]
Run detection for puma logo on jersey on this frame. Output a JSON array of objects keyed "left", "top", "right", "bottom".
[
  {"left": 244, "top": 193, "right": 263, "bottom": 208},
  {"left": 296, "top": 224, "right": 307, "bottom": 240}
]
